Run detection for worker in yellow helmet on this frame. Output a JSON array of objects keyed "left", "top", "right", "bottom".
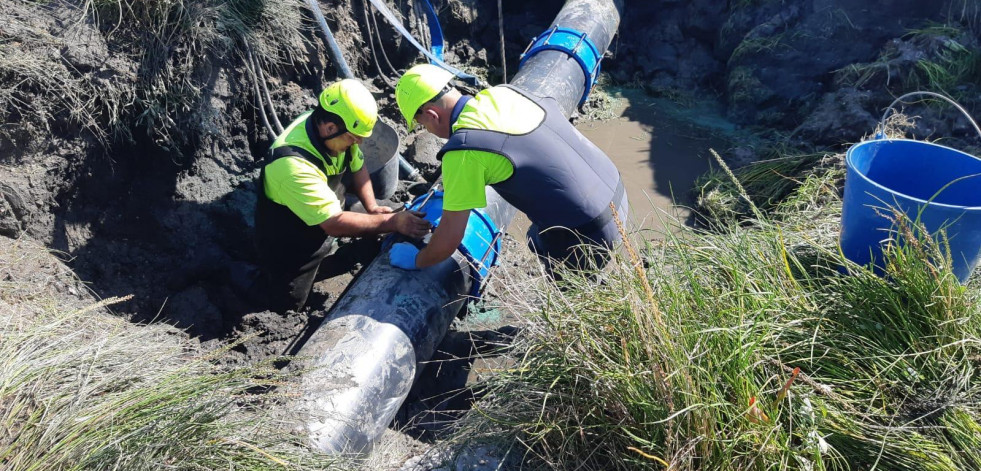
[
  {"left": 254, "top": 79, "right": 430, "bottom": 312},
  {"left": 389, "top": 64, "right": 628, "bottom": 275}
]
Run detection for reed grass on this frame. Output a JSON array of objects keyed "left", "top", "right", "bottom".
[
  {"left": 0, "top": 238, "right": 345, "bottom": 470},
  {"left": 460, "top": 163, "right": 981, "bottom": 470}
]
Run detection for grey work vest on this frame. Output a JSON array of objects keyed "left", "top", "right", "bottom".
[{"left": 436, "top": 85, "right": 626, "bottom": 241}]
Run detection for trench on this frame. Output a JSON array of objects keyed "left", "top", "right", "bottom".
[
  {"left": 382, "top": 86, "right": 741, "bottom": 452},
  {"left": 4, "top": 0, "right": 981, "bottom": 468}
]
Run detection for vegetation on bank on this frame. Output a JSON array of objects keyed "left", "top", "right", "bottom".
[
  {"left": 463, "top": 142, "right": 981, "bottom": 469},
  {"left": 0, "top": 0, "right": 310, "bottom": 150},
  {"left": 0, "top": 239, "right": 347, "bottom": 470}
]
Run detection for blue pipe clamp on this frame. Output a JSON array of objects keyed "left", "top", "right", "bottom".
[
  {"left": 519, "top": 25, "right": 603, "bottom": 105},
  {"left": 387, "top": 192, "right": 502, "bottom": 297}
]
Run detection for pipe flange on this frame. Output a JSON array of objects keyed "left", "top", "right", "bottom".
[{"left": 518, "top": 26, "right": 602, "bottom": 105}]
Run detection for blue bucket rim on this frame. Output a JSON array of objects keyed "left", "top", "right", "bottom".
[{"left": 846, "top": 138, "right": 981, "bottom": 211}]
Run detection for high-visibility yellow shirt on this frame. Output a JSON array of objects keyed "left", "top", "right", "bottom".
[
  {"left": 441, "top": 86, "right": 545, "bottom": 211},
  {"left": 263, "top": 111, "right": 364, "bottom": 225}
]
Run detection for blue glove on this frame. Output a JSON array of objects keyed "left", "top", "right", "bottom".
[{"left": 390, "top": 242, "right": 420, "bottom": 270}]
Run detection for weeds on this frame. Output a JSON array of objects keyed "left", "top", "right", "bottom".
[
  {"left": 579, "top": 76, "right": 623, "bottom": 122},
  {"left": 459, "top": 154, "right": 981, "bottom": 469},
  {"left": 0, "top": 0, "right": 311, "bottom": 152},
  {"left": 834, "top": 23, "right": 981, "bottom": 99},
  {"left": 694, "top": 146, "right": 833, "bottom": 226},
  {"left": 728, "top": 31, "right": 797, "bottom": 66},
  {"left": 0, "top": 237, "right": 346, "bottom": 470}
]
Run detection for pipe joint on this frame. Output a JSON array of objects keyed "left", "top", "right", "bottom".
[
  {"left": 519, "top": 25, "right": 602, "bottom": 105},
  {"left": 404, "top": 191, "right": 502, "bottom": 297}
]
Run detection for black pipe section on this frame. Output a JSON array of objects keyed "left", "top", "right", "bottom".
[
  {"left": 510, "top": 0, "right": 624, "bottom": 118},
  {"left": 306, "top": 0, "right": 355, "bottom": 80},
  {"left": 295, "top": 191, "right": 515, "bottom": 453},
  {"left": 293, "top": 0, "right": 623, "bottom": 455}
]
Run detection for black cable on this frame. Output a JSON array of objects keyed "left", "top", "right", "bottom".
[
  {"left": 243, "top": 48, "right": 277, "bottom": 140},
  {"left": 370, "top": 0, "right": 402, "bottom": 78},
  {"left": 361, "top": 0, "right": 397, "bottom": 89},
  {"left": 248, "top": 47, "right": 285, "bottom": 134}
]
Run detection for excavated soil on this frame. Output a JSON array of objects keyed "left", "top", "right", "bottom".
[{"left": 2, "top": 0, "right": 981, "bottom": 469}]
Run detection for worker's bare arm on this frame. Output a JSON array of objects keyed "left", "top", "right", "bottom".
[
  {"left": 350, "top": 166, "right": 390, "bottom": 214},
  {"left": 320, "top": 210, "right": 429, "bottom": 238},
  {"left": 415, "top": 209, "right": 468, "bottom": 268}
]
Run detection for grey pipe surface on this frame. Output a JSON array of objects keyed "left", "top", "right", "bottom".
[
  {"left": 296, "top": 190, "right": 516, "bottom": 454},
  {"left": 294, "top": 0, "right": 623, "bottom": 455},
  {"left": 398, "top": 156, "right": 424, "bottom": 182}
]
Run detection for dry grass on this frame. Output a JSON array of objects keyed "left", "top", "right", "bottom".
[
  {"left": 0, "top": 236, "right": 348, "bottom": 470},
  {"left": 0, "top": 0, "right": 312, "bottom": 151}
]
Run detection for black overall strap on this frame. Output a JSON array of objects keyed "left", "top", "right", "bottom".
[
  {"left": 268, "top": 145, "right": 351, "bottom": 180},
  {"left": 270, "top": 145, "right": 324, "bottom": 170}
]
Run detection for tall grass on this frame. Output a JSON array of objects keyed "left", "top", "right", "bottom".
[
  {"left": 695, "top": 148, "right": 836, "bottom": 225},
  {"left": 0, "top": 238, "right": 344, "bottom": 470},
  {"left": 461, "top": 168, "right": 981, "bottom": 469}
]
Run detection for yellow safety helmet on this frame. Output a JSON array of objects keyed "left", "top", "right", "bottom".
[
  {"left": 395, "top": 64, "right": 454, "bottom": 131},
  {"left": 319, "top": 79, "right": 378, "bottom": 138}
]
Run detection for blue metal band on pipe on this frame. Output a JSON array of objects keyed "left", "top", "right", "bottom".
[
  {"left": 457, "top": 208, "right": 501, "bottom": 297},
  {"left": 518, "top": 26, "right": 602, "bottom": 105}
]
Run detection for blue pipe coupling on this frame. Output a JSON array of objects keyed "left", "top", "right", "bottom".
[
  {"left": 519, "top": 25, "right": 603, "bottom": 105},
  {"left": 406, "top": 192, "right": 502, "bottom": 297}
]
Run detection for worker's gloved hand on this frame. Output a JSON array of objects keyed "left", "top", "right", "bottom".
[
  {"left": 393, "top": 210, "right": 431, "bottom": 239},
  {"left": 390, "top": 242, "right": 420, "bottom": 270}
]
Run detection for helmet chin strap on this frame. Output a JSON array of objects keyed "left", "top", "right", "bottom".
[
  {"left": 323, "top": 122, "right": 348, "bottom": 141},
  {"left": 324, "top": 129, "right": 347, "bottom": 141}
]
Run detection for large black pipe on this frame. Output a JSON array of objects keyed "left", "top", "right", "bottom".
[
  {"left": 510, "top": 0, "right": 623, "bottom": 118},
  {"left": 295, "top": 191, "right": 515, "bottom": 453},
  {"left": 293, "top": 0, "right": 623, "bottom": 455}
]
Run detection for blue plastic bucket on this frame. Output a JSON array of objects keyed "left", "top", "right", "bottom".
[{"left": 840, "top": 138, "right": 981, "bottom": 282}]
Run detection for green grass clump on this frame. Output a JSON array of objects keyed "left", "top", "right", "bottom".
[
  {"left": 462, "top": 170, "right": 981, "bottom": 469},
  {"left": 835, "top": 23, "right": 981, "bottom": 99},
  {"left": 695, "top": 148, "right": 836, "bottom": 226},
  {"left": 0, "top": 238, "right": 344, "bottom": 470}
]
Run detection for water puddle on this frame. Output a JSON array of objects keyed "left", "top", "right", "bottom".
[
  {"left": 576, "top": 88, "right": 734, "bottom": 237},
  {"left": 505, "top": 87, "right": 737, "bottom": 245}
]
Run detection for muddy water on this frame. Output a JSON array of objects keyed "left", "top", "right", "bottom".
[
  {"left": 506, "top": 88, "right": 733, "bottom": 242},
  {"left": 577, "top": 88, "right": 732, "bottom": 237}
]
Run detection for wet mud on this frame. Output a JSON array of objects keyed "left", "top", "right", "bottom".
[{"left": 3, "top": 0, "right": 981, "bottom": 469}]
